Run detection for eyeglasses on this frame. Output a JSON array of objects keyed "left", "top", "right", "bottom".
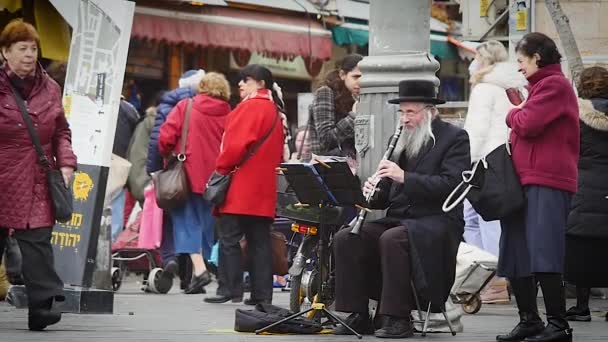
[{"left": 397, "top": 105, "right": 433, "bottom": 118}]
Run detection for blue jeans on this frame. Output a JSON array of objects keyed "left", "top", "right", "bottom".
[
  {"left": 111, "top": 189, "right": 126, "bottom": 242},
  {"left": 463, "top": 200, "right": 501, "bottom": 257},
  {"left": 170, "top": 193, "right": 215, "bottom": 259}
]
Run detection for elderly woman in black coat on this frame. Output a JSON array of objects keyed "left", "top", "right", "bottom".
[{"left": 564, "top": 66, "right": 608, "bottom": 322}]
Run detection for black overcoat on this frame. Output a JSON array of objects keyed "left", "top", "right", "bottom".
[
  {"left": 372, "top": 118, "right": 470, "bottom": 311},
  {"left": 566, "top": 98, "right": 608, "bottom": 238}
]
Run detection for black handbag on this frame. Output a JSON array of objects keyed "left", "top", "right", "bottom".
[
  {"left": 9, "top": 83, "right": 73, "bottom": 223},
  {"left": 152, "top": 99, "right": 193, "bottom": 210},
  {"left": 442, "top": 143, "right": 525, "bottom": 221},
  {"left": 203, "top": 112, "right": 280, "bottom": 206}
]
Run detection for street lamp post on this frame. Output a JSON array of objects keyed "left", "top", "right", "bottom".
[{"left": 356, "top": 0, "right": 440, "bottom": 193}]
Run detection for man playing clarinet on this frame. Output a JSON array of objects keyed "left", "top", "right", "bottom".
[{"left": 332, "top": 79, "right": 471, "bottom": 338}]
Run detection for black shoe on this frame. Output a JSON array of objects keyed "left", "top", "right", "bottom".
[
  {"left": 332, "top": 312, "right": 375, "bottom": 335},
  {"left": 244, "top": 298, "right": 272, "bottom": 306},
  {"left": 163, "top": 259, "right": 179, "bottom": 276},
  {"left": 160, "top": 260, "right": 179, "bottom": 286},
  {"left": 184, "top": 271, "right": 212, "bottom": 294},
  {"left": 524, "top": 316, "right": 572, "bottom": 342},
  {"left": 28, "top": 299, "right": 61, "bottom": 331},
  {"left": 497, "top": 312, "right": 545, "bottom": 341},
  {"left": 203, "top": 294, "right": 243, "bottom": 304},
  {"left": 565, "top": 306, "right": 591, "bottom": 322},
  {"left": 375, "top": 315, "right": 414, "bottom": 339},
  {"left": 7, "top": 272, "right": 24, "bottom": 285}
]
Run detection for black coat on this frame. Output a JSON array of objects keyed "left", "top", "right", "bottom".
[
  {"left": 372, "top": 118, "right": 470, "bottom": 310},
  {"left": 567, "top": 98, "right": 608, "bottom": 238},
  {"left": 113, "top": 100, "right": 140, "bottom": 158}
]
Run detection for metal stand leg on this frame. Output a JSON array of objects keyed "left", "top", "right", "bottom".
[
  {"left": 411, "top": 280, "right": 424, "bottom": 322},
  {"left": 422, "top": 302, "right": 431, "bottom": 337},
  {"left": 440, "top": 306, "right": 457, "bottom": 336}
]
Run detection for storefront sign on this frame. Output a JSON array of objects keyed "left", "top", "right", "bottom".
[{"left": 230, "top": 52, "right": 321, "bottom": 80}]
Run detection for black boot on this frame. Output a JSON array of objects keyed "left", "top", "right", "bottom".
[
  {"left": 525, "top": 274, "right": 573, "bottom": 342},
  {"left": 524, "top": 316, "right": 572, "bottom": 342},
  {"left": 28, "top": 298, "right": 61, "bottom": 331},
  {"left": 375, "top": 315, "right": 414, "bottom": 339},
  {"left": 332, "top": 312, "right": 375, "bottom": 335},
  {"left": 565, "top": 286, "right": 591, "bottom": 322},
  {"left": 497, "top": 311, "right": 545, "bottom": 341},
  {"left": 497, "top": 277, "right": 544, "bottom": 341}
]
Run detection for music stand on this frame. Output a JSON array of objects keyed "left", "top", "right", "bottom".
[{"left": 255, "top": 160, "right": 365, "bottom": 339}]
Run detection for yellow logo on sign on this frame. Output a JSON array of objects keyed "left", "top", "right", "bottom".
[{"left": 73, "top": 172, "right": 94, "bottom": 201}]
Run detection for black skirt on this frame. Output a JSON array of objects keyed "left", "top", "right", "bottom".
[{"left": 565, "top": 235, "right": 608, "bottom": 287}]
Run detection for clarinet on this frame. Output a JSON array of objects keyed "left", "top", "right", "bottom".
[{"left": 350, "top": 123, "right": 404, "bottom": 235}]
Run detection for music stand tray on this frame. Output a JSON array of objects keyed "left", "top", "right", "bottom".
[{"left": 256, "top": 160, "right": 365, "bottom": 339}]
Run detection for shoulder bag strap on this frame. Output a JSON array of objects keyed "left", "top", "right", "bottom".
[
  {"left": 177, "top": 99, "right": 194, "bottom": 159},
  {"left": 8, "top": 82, "right": 50, "bottom": 168},
  {"left": 235, "top": 111, "right": 280, "bottom": 169}
]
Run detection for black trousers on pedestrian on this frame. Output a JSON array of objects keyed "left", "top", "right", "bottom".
[
  {"left": 216, "top": 214, "right": 273, "bottom": 301},
  {"left": 334, "top": 221, "right": 413, "bottom": 318},
  {"left": 0, "top": 227, "right": 64, "bottom": 307}
]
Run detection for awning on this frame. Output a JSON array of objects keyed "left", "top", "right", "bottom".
[
  {"left": 331, "top": 22, "right": 458, "bottom": 60},
  {"left": 132, "top": 6, "right": 333, "bottom": 61},
  {"left": 35, "top": 0, "right": 70, "bottom": 61},
  {"left": 0, "top": 0, "right": 22, "bottom": 13}
]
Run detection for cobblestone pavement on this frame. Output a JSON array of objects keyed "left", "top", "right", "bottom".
[{"left": 1, "top": 276, "right": 607, "bottom": 341}]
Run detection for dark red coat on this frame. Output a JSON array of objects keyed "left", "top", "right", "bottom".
[
  {"left": 215, "top": 90, "right": 284, "bottom": 218},
  {"left": 159, "top": 94, "right": 230, "bottom": 194},
  {"left": 0, "top": 66, "right": 77, "bottom": 229},
  {"left": 507, "top": 64, "right": 579, "bottom": 193}
]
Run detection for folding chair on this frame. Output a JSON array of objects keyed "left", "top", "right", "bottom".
[{"left": 411, "top": 280, "right": 457, "bottom": 337}]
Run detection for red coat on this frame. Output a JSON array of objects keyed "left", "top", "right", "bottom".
[
  {"left": 0, "top": 66, "right": 77, "bottom": 229},
  {"left": 215, "top": 90, "right": 284, "bottom": 218},
  {"left": 507, "top": 64, "right": 579, "bottom": 193},
  {"left": 159, "top": 94, "right": 230, "bottom": 194}
]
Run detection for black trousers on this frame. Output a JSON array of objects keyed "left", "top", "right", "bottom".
[
  {"left": 216, "top": 214, "right": 273, "bottom": 301},
  {"left": 0, "top": 227, "right": 64, "bottom": 307},
  {"left": 334, "top": 221, "right": 413, "bottom": 318}
]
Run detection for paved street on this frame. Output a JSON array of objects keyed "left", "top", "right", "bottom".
[{"left": 1, "top": 276, "right": 607, "bottom": 342}]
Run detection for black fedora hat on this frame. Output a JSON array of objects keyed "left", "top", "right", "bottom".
[{"left": 388, "top": 80, "right": 445, "bottom": 105}]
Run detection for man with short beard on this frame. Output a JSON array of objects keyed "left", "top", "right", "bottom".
[{"left": 332, "top": 80, "right": 471, "bottom": 338}]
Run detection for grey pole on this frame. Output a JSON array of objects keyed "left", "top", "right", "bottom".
[{"left": 355, "top": 0, "right": 440, "bottom": 190}]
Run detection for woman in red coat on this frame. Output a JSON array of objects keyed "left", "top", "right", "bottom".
[
  {"left": 159, "top": 72, "right": 231, "bottom": 294},
  {"left": 0, "top": 20, "right": 77, "bottom": 331},
  {"left": 204, "top": 65, "right": 284, "bottom": 305},
  {"left": 496, "top": 32, "right": 579, "bottom": 342}
]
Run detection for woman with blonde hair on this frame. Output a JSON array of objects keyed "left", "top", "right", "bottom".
[
  {"left": 463, "top": 40, "right": 527, "bottom": 304},
  {"left": 159, "top": 72, "right": 231, "bottom": 294}
]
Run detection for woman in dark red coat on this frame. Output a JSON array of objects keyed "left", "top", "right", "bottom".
[
  {"left": 497, "top": 32, "right": 579, "bottom": 342},
  {"left": 159, "top": 72, "right": 231, "bottom": 294},
  {"left": 204, "top": 65, "right": 284, "bottom": 305},
  {"left": 0, "top": 20, "right": 77, "bottom": 331}
]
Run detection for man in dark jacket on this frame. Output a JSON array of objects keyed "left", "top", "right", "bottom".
[
  {"left": 113, "top": 99, "right": 140, "bottom": 158},
  {"left": 146, "top": 69, "right": 205, "bottom": 287},
  {"left": 332, "top": 80, "right": 470, "bottom": 338}
]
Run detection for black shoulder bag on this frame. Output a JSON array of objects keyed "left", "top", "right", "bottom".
[
  {"left": 204, "top": 112, "right": 280, "bottom": 206},
  {"left": 442, "top": 143, "right": 524, "bottom": 221},
  {"left": 9, "top": 83, "right": 73, "bottom": 223}
]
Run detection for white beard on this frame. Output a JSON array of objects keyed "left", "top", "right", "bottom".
[{"left": 391, "top": 111, "right": 435, "bottom": 161}]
